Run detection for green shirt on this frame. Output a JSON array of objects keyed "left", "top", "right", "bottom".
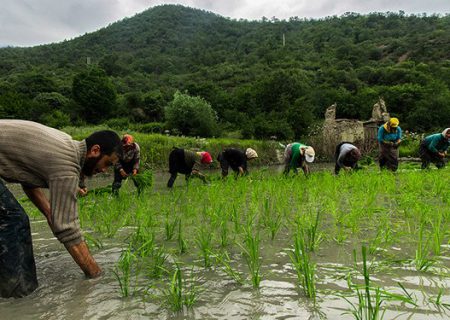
[{"left": 290, "top": 142, "right": 307, "bottom": 169}]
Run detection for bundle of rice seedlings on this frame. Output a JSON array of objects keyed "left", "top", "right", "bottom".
[{"left": 132, "top": 169, "right": 153, "bottom": 194}]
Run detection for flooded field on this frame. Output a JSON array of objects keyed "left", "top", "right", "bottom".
[{"left": 1, "top": 164, "right": 449, "bottom": 319}]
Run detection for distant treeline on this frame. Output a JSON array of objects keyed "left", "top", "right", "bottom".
[{"left": 0, "top": 5, "right": 449, "bottom": 139}]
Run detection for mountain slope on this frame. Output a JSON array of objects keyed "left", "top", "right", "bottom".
[{"left": 0, "top": 5, "right": 449, "bottom": 136}]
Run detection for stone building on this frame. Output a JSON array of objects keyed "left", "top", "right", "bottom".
[{"left": 316, "top": 98, "right": 390, "bottom": 158}]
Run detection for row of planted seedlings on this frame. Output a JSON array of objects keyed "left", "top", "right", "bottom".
[
  {"left": 77, "top": 166, "right": 450, "bottom": 318},
  {"left": 315, "top": 168, "right": 450, "bottom": 318}
]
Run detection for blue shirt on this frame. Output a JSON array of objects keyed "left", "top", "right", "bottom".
[
  {"left": 377, "top": 126, "right": 402, "bottom": 143},
  {"left": 423, "top": 133, "right": 450, "bottom": 153}
]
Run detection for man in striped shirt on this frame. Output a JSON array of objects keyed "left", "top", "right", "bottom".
[{"left": 0, "top": 120, "right": 122, "bottom": 298}]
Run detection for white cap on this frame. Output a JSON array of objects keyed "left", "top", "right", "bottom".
[
  {"left": 245, "top": 148, "right": 258, "bottom": 159},
  {"left": 304, "top": 146, "right": 315, "bottom": 163}
]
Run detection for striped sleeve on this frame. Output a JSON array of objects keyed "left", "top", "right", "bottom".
[
  {"left": 49, "top": 176, "right": 83, "bottom": 246},
  {"left": 134, "top": 144, "right": 141, "bottom": 170}
]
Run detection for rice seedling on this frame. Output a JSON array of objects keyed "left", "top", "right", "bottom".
[
  {"left": 113, "top": 246, "right": 139, "bottom": 297},
  {"left": 413, "top": 222, "right": 435, "bottom": 272},
  {"left": 83, "top": 232, "right": 103, "bottom": 249},
  {"left": 71, "top": 159, "right": 450, "bottom": 318},
  {"left": 132, "top": 231, "right": 155, "bottom": 258},
  {"left": 429, "top": 287, "right": 450, "bottom": 311},
  {"left": 177, "top": 219, "right": 187, "bottom": 254},
  {"left": 136, "top": 233, "right": 155, "bottom": 258},
  {"left": 368, "top": 218, "right": 392, "bottom": 255},
  {"left": 239, "top": 226, "right": 261, "bottom": 288},
  {"left": 288, "top": 227, "right": 316, "bottom": 300},
  {"left": 261, "top": 197, "right": 283, "bottom": 240},
  {"left": 165, "top": 215, "right": 179, "bottom": 241},
  {"left": 147, "top": 246, "right": 168, "bottom": 279},
  {"left": 219, "top": 219, "right": 230, "bottom": 247},
  {"left": 305, "top": 209, "right": 323, "bottom": 252},
  {"left": 85, "top": 196, "right": 129, "bottom": 237},
  {"left": 195, "top": 226, "right": 213, "bottom": 268},
  {"left": 430, "top": 212, "right": 443, "bottom": 256},
  {"left": 162, "top": 263, "right": 200, "bottom": 311},
  {"left": 334, "top": 225, "right": 348, "bottom": 244},
  {"left": 231, "top": 204, "right": 241, "bottom": 234},
  {"left": 212, "top": 250, "right": 244, "bottom": 285},
  {"left": 342, "top": 246, "right": 385, "bottom": 320},
  {"left": 131, "top": 169, "right": 153, "bottom": 195},
  {"left": 390, "top": 282, "right": 418, "bottom": 307}
]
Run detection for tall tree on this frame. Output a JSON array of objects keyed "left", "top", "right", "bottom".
[{"left": 72, "top": 66, "right": 117, "bottom": 123}]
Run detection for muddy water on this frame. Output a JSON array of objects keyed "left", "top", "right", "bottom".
[
  {"left": 2, "top": 220, "right": 449, "bottom": 319},
  {"left": 1, "top": 164, "right": 449, "bottom": 319}
]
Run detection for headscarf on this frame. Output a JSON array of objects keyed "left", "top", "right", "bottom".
[
  {"left": 389, "top": 118, "right": 399, "bottom": 127},
  {"left": 122, "top": 134, "right": 134, "bottom": 145},
  {"left": 442, "top": 128, "right": 450, "bottom": 139},
  {"left": 201, "top": 152, "right": 213, "bottom": 164},
  {"left": 245, "top": 148, "right": 258, "bottom": 159},
  {"left": 304, "top": 146, "right": 315, "bottom": 163},
  {"left": 383, "top": 118, "right": 399, "bottom": 132}
]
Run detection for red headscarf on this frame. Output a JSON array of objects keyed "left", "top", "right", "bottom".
[
  {"left": 122, "top": 134, "right": 134, "bottom": 145},
  {"left": 201, "top": 152, "right": 212, "bottom": 164}
]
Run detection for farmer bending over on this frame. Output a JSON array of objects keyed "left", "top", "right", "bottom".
[
  {"left": 377, "top": 117, "right": 402, "bottom": 172},
  {"left": 0, "top": 120, "right": 122, "bottom": 298},
  {"left": 112, "top": 134, "right": 141, "bottom": 195},
  {"left": 217, "top": 148, "right": 258, "bottom": 178},
  {"left": 167, "top": 148, "right": 213, "bottom": 188},
  {"left": 419, "top": 128, "right": 450, "bottom": 169},
  {"left": 334, "top": 142, "right": 362, "bottom": 175},
  {"left": 283, "top": 142, "right": 315, "bottom": 176}
]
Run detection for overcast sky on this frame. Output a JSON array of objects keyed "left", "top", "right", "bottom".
[{"left": 1, "top": 0, "right": 449, "bottom": 47}]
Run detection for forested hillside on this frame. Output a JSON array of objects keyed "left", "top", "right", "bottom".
[{"left": 0, "top": 4, "right": 449, "bottom": 139}]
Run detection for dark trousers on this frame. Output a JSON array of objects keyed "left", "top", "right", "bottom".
[
  {"left": 419, "top": 141, "right": 445, "bottom": 169},
  {"left": 167, "top": 149, "right": 192, "bottom": 188},
  {"left": 112, "top": 163, "right": 139, "bottom": 194},
  {"left": 0, "top": 180, "right": 38, "bottom": 298},
  {"left": 379, "top": 143, "right": 398, "bottom": 172}
]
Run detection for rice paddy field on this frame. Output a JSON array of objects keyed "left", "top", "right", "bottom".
[{"left": 1, "top": 163, "right": 449, "bottom": 319}]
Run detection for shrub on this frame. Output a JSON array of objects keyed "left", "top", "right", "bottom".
[
  {"left": 165, "top": 91, "right": 217, "bottom": 137},
  {"left": 132, "top": 122, "right": 165, "bottom": 134},
  {"left": 104, "top": 117, "right": 131, "bottom": 130},
  {"left": 40, "top": 110, "right": 71, "bottom": 128}
]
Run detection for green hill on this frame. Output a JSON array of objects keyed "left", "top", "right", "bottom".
[{"left": 1, "top": 5, "right": 449, "bottom": 138}]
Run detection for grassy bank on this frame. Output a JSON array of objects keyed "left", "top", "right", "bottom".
[
  {"left": 63, "top": 125, "right": 281, "bottom": 169},
  {"left": 63, "top": 125, "right": 431, "bottom": 169}
]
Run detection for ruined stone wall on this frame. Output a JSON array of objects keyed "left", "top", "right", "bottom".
[
  {"left": 310, "top": 103, "right": 365, "bottom": 159},
  {"left": 310, "top": 99, "right": 390, "bottom": 159},
  {"left": 319, "top": 119, "right": 364, "bottom": 158}
]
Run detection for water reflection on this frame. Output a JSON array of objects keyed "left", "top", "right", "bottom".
[{"left": 1, "top": 163, "right": 449, "bottom": 320}]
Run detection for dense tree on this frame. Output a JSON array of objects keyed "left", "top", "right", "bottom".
[
  {"left": 0, "top": 5, "right": 449, "bottom": 134},
  {"left": 40, "top": 110, "right": 71, "bottom": 128},
  {"left": 72, "top": 66, "right": 117, "bottom": 123},
  {"left": 165, "top": 91, "right": 217, "bottom": 137},
  {"left": 142, "top": 90, "right": 167, "bottom": 122},
  {"left": 15, "top": 73, "right": 58, "bottom": 98}
]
